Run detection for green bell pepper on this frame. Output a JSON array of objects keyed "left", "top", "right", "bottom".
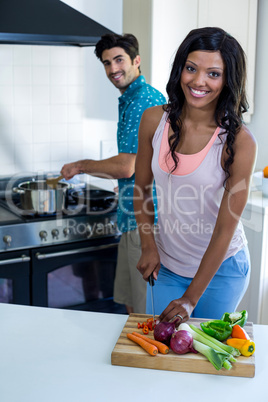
[
  {"left": 200, "top": 320, "right": 232, "bottom": 341},
  {"left": 221, "top": 310, "right": 248, "bottom": 328}
]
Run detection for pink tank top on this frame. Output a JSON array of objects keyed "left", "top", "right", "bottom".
[
  {"left": 152, "top": 112, "right": 247, "bottom": 278},
  {"left": 159, "top": 119, "right": 221, "bottom": 175}
]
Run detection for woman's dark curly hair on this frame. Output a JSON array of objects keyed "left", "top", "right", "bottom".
[
  {"left": 164, "top": 27, "right": 248, "bottom": 187},
  {"left": 95, "top": 33, "right": 141, "bottom": 73}
]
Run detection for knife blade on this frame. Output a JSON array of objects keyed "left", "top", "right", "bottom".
[{"left": 148, "top": 273, "right": 155, "bottom": 321}]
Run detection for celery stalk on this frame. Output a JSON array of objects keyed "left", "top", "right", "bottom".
[
  {"left": 193, "top": 340, "right": 232, "bottom": 371},
  {"left": 222, "top": 359, "right": 233, "bottom": 370},
  {"left": 188, "top": 324, "right": 240, "bottom": 357},
  {"left": 178, "top": 323, "right": 238, "bottom": 362}
]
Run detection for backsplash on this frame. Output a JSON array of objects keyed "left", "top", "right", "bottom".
[{"left": 0, "top": 43, "right": 118, "bottom": 178}]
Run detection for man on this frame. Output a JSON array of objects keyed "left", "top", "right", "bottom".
[{"left": 60, "top": 33, "right": 166, "bottom": 313}]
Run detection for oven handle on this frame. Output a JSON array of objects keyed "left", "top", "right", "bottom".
[
  {"left": 35, "top": 242, "right": 119, "bottom": 260},
  {"left": 0, "top": 255, "right": 31, "bottom": 265}
]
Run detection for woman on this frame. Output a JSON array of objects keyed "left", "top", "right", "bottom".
[{"left": 133, "top": 27, "right": 257, "bottom": 323}]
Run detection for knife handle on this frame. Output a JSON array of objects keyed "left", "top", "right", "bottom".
[{"left": 149, "top": 274, "right": 155, "bottom": 286}]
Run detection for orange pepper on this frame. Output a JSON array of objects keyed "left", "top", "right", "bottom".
[
  {"left": 231, "top": 324, "right": 250, "bottom": 340},
  {"left": 143, "top": 325, "right": 149, "bottom": 334}
]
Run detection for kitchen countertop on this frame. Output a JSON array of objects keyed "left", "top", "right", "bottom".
[
  {"left": 0, "top": 304, "right": 267, "bottom": 402},
  {"left": 246, "top": 190, "right": 268, "bottom": 213}
]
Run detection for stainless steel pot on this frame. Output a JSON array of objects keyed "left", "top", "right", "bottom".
[{"left": 13, "top": 180, "right": 69, "bottom": 214}]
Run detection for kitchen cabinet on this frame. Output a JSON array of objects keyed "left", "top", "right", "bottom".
[
  {"left": 238, "top": 191, "right": 268, "bottom": 324},
  {"left": 198, "top": 0, "right": 258, "bottom": 122},
  {"left": 123, "top": 0, "right": 258, "bottom": 122}
]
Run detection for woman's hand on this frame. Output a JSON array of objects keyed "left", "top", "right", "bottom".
[
  {"left": 158, "top": 296, "right": 195, "bottom": 323},
  {"left": 137, "top": 246, "right": 161, "bottom": 281}
]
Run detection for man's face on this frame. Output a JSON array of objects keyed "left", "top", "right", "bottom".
[{"left": 101, "top": 47, "right": 141, "bottom": 94}]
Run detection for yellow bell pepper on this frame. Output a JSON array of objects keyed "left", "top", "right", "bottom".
[{"left": 226, "top": 338, "right": 255, "bottom": 356}]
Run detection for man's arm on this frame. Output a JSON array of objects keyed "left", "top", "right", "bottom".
[{"left": 60, "top": 152, "right": 136, "bottom": 181}]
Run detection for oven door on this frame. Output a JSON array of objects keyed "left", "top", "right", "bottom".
[
  {"left": 0, "top": 250, "right": 30, "bottom": 305},
  {"left": 31, "top": 237, "right": 125, "bottom": 313}
]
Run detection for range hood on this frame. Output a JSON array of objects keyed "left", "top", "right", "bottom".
[{"left": 0, "top": 0, "right": 115, "bottom": 47}]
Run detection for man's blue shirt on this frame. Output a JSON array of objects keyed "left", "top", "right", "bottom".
[{"left": 116, "top": 75, "right": 166, "bottom": 233}]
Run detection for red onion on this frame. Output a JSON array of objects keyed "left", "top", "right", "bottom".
[
  {"left": 170, "top": 330, "right": 197, "bottom": 354},
  {"left": 154, "top": 319, "right": 179, "bottom": 346}
]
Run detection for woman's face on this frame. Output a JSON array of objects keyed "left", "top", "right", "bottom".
[{"left": 180, "top": 50, "right": 226, "bottom": 111}]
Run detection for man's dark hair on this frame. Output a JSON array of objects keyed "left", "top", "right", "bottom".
[{"left": 95, "top": 33, "right": 141, "bottom": 72}]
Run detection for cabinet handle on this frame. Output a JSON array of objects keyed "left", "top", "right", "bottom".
[
  {"left": 0, "top": 255, "right": 31, "bottom": 265},
  {"left": 35, "top": 242, "right": 119, "bottom": 260}
]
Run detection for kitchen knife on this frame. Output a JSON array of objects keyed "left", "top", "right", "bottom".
[{"left": 148, "top": 273, "right": 155, "bottom": 321}]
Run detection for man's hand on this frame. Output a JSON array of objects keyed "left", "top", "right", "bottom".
[{"left": 61, "top": 162, "right": 81, "bottom": 180}]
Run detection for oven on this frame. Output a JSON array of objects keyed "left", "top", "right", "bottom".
[
  {"left": 0, "top": 249, "right": 30, "bottom": 305},
  {"left": 0, "top": 174, "right": 125, "bottom": 314},
  {"left": 32, "top": 238, "right": 120, "bottom": 312}
]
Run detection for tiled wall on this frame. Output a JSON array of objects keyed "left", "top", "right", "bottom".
[
  {"left": 0, "top": 44, "right": 87, "bottom": 177},
  {"left": 0, "top": 0, "right": 123, "bottom": 181}
]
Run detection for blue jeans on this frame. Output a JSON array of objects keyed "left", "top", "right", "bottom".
[{"left": 146, "top": 246, "right": 250, "bottom": 319}]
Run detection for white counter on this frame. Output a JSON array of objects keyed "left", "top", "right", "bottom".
[{"left": 0, "top": 304, "right": 267, "bottom": 402}]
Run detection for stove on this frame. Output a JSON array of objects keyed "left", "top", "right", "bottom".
[
  {"left": 0, "top": 176, "right": 120, "bottom": 252},
  {"left": 0, "top": 175, "right": 123, "bottom": 313}
]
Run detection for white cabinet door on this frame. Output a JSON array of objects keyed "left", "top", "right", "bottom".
[
  {"left": 198, "top": 0, "right": 258, "bottom": 121},
  {"left": 123, "top": 0, "right": 258, "bottom": 121}
]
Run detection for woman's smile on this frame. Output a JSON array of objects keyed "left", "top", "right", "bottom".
[{"left": 189, "top": 87, "right": 210, "bottom": 97}]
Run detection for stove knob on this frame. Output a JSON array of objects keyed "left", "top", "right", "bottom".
[
  {"left": 86, "top": 224, "right": 93, "bottom": 237},
  {"left": 63, "top": 227, "right": 70, "bottom": 237},
  {"left": 3, "top": 235, "right": 12, "bottom": 246},
  {"left": 51, "top": 229, "right": 59, "bottom": 239},
  {"left": 110, "top": 220, "right": 116, "bottom": 229},
  {"left": 39, "top": 230, "right": 48, "bottom": 241},
  {"left": 106, "top": 221, "right": 116, "bottom": 232}
]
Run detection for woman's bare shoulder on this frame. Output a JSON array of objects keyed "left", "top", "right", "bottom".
[
  {"left": 236, "top": 124, "right": 257, "bottom": 151},
  {"left": 141, "top": 105, "right": 167, "bottom": 131},
  {"left": 143, "top": 104, "right": 166, "bottom": 118},
  {"left": 232, "top": 124, "right": 257, "bottom": 173}
]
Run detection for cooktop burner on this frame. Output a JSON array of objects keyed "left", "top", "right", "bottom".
[
  {"left": 0, "top": 176, "right": 120, "bottom": 252},
  {"left": 0, "top": 186, "right": 117, "bottom": 221},
  {"left": 0, "top": 205, "right": 23, "bottom": 224}
]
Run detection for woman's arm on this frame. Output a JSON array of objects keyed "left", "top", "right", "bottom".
[
  {"left": 159, "top": 125, "right": 257, "bottom": 322},
  {"left": 134, "top": 106, "right": 164, "bottom": 281}
]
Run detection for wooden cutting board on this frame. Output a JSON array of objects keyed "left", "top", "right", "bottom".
[{"left": 111, "top": 314, "right": 255, "bottom": 377}]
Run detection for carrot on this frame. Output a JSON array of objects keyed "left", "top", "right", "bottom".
[
  {"left": 132, "top": 331, "right": 169, "bottom": 354},
  {"left": 231, "top": 324, "right": 250, "bottom": 340},
  {"left": 127, "top": 333, "right": 158, "bottom": 356}
]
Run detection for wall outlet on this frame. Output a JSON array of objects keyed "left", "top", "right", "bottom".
[{"left": 101, "top": 140, "right": 118, "bottom": 159}]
